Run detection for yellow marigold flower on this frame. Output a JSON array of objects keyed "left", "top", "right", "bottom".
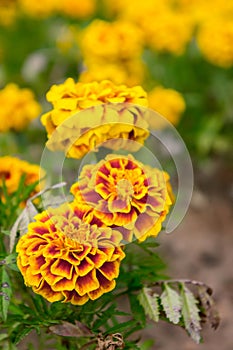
[
  {"left": 197, "top": 19, "right": 233, "bottom": 68},
  {"left": 0, "top": 83, "right": 41, "bottom": 132},
  {"left": 71, "top": 154, "right": 174, "bottom": 242},
  {"left": 19, "top": 0, "right": 58, "bottom": 17},
  {"left": 144, "top": 11, "right": 194, "bottom": 55},
  {"left": 80, "top": 60, "right": 145, "bottom": 86},
  {"left": 41, "top": 79, "right": 149, "bottom": 158},
  {"left": 58, "top": 0, "right": 96, "bottom": 19},
  {"left": 0, "top": 0, "right": 17, "bottom": 27},
  {"left": 177, "top": 0, "right": 233, "bottom": 24},
  {"left": 0, "top": 156, "right": 44, "bottom": 198},
  {"left": 80, "top": 20, "right": 144, "bottom": 62},
  {"left": 16, "top": 203, "right": 125, "bottom": 305},
  {"left": 148, "top": 86, "right": 186, "bottom": 128}
]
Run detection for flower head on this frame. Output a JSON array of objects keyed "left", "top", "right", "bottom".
[
  {"left": 0, "top": 156, "right": 44, "bottom": 200},
  {"left": 80, "top": 20, "right": 143, "bottom": 62},
  {"left": 0, "top": 1, "right": 17, "bottom": 26},
  {"left": 0, "top": 83, "right": 41, "bottom": 132},
  {"left": 148, "top": 86, "right": 186, "bottom": 128},
  {"left": 41, "top": 79, "right": 149, "bottom": 158},
  {"left": 19, "top": 0, "right": 58, "bottom": 18},
  {"left": 197, "top": 19, "right": 233, "bottom": 68},
  {"left": 16, "top": 203, "right": 125, "bottom": 305},
  {"left": 71, "top": 154, "right": 174, "bottom": 242},
  {"left": 58, "top": 0, "right": 96, "bottom": 19}
]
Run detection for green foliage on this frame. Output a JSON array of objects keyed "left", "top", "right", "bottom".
[{"left": 0, "top": 176, "right": 39, "bottom": 231}]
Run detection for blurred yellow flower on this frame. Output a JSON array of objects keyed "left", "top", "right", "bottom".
[
  {"left": 16, "top": 203, "right": 125, "bottom": 305},
  {"left": 148, "top": 86, "right": 186, "bottom": 128},
  {"left": 0, "top": 83, "right": 41, "bottom": 132},
  {"left": 41, "top": 79, "right": 149, "bottom": 158},
  {"left": 178, "top": 0, "right": 233, "bottom": 24},
  {"left": 80, "top": 59, "right": 145, "bottom": 86},
  {"left": 19, "top": 0, "right": 58, "bottom": 17},
  {"left": 0, "top": 156, "right": 44, "bottom": 199},
  {"left": 80, "top": 20, "right": 144, "bottom": 62},
  {"left": 197, "top": 19, "right": 233, "bottom": 68},
  {"left": 58, "top": 0, "right": 96, "bottom": 19},
  {"left": 71, "top": 154, "right": 174, "bottom": 242},
  {"left": 0, "top": 0, "right": 17, "bottom": 26},
  {"left": 107, "top": 0, "right": 194, "bottom": 55},
  {"left": 144, "top": 11, "right": 194, "bottom": 55}
]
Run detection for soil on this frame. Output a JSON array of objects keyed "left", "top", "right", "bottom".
[{"left": 142, "top": 163, "right": 233, "bottom": 350}]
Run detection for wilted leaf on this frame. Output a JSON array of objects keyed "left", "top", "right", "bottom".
[
  {"left": 138, "top": 287, "right": 159, "bottom": 322},
  {"left": 198, "top": 285, "right": 220, "bottom": 330},
  {"left": 160, "top": 283, "right": 182, "bottom": 324},
  {"left": 49, "top": 321, "right": 92, "bottom": 338},
  {"left": 180, "top": 283, "right": 202, "bottom": 343}
]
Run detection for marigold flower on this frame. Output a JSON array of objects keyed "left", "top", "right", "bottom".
[
  {"left": 197, "top": 19, "right": 233, "bottom": 68},
  {"left": 19, "top": 0, "right": 58, "bottom": 18},
  {"left": 178, "top": 0, "right": 233, "bottom": 24},
  {"left": 71, "top": 154, "right": 174, "bottom": 242},
  {"left": 80, "top": 20, "right": 144, "bottom": 62},
  {"left": 0, "top": 1, "right": 17, "bottom": 26},
  {"left": 0, "top": 156, "right": 44, "bottom": 199},
  {"left": 148, "top": 86, "right": 186, "bottom": 128},
  {"left": 41, "top": 79, "right": 149, "bottom": 158},
  {"left": 58, "top": 0, "right": 96, "bottom": 19},
  {"left": 79, "top": 59, "right": 145, "bottom": 86},
  {"left": 16, "top": 203, "right": 125, "bottom": 305},
  {"left": 144, "top": 11, "right": 194, "bottom": 55},
  {"left": 0, "top": 83, "right": 41, "bottom": 132}
]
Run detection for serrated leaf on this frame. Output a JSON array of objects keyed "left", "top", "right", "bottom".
[
  {"left": 137, "top": 287, "right": 159, "bottom": 322},
  {"left": 180, "top": 284, "right": 202, "bottom": 343},
  {"left": 198, "top": 285, "right": 220, "bottom": 330},
  {"left": 10, "top": 201, "right": 38, "bottom": 252},
  {"left": 160, "top": 283, "right": 182, "bottom": 324},
  {"left": 0, "top": 267, "right": 12, "bottom": 322}
]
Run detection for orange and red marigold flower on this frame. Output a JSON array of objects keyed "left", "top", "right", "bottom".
[
  {"left": 71, "top": 154, "right": 174, "bottom": 243},
  {"left": 16, "top": 203, "right": 125, "bottom": 305}
]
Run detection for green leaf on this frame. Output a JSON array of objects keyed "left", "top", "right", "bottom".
[
  {"left": 180, "top": 283, "right": 201, "bottom": 343},
  {"left": 0, "top": 333, "right": 8, "bottom": 341},
  {"left": 11, "top": 325, "right": 39, "bottom": 345},
  {"left": 0, "top": 267, "right": 12, "bottom": 322},
  {"left": 160, "top": 283, "right": 182, "bottom": 324},
  {"left": 92, "top": 303, "right": 117, "bottom": 331},
  {"left": 137, "top": 287, "right": 159, "bottom": 322},
  {"left": 104, "top": 319, "right": 138, "bottom": 335},
  {"left": 129, "top": 293, "right": 146, "bottom": 326},
  {"left": 140, "top": 339, "right": 155, "bottom": 350}
]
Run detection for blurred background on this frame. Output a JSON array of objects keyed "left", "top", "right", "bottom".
[{"left": 0, "top": 0, "right": 232, "bottom": 349}]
